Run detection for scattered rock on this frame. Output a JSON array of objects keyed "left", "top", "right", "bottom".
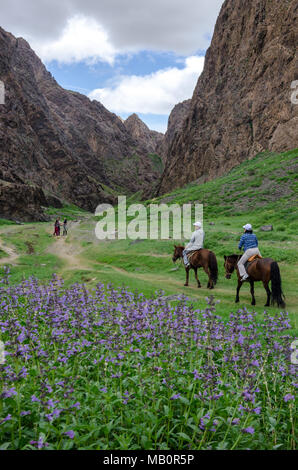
[
  {"left": 260, "top": 225, "right": 273, "bottom": 232},
  {"left": 129, "top": 239, "right": 145, "bottom": 245}
]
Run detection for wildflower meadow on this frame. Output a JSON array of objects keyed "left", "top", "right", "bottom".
[{"left": 0, "top": 268, "right": 296, "bottom": 450}]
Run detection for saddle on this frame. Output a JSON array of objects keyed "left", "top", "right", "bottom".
[
  {"left": 244, "top": 254, "right": 262, "bottom": 270},
  {"left": 187, "top": 249, "right": 201, "bottom": 264}
]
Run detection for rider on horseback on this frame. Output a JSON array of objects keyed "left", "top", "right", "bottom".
[
  {"left": 183, "top": 221, "right": 205, "bottom": 267},
  {"left": 238, "top": 223, "right": 262, "bottom": 281}
]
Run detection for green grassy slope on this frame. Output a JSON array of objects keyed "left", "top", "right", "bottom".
[{"left": 0, "top": 149, "right": 297, "bottom": 331}]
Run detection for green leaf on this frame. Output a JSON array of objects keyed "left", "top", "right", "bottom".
[
  {"left": 268, "top": 417, "right": 277, "bottom": 428},
  {"left": 178, "top": 432, "right": 192, "bottom": 442},
  {"left": 216, "top": 442, "right": 228, "bottom": 450},
  {"left": 179, "top": 396, "right": 190, "bottom": 405},
  {"left": 0, "top": 442, "right": 11, "bottom": 450}
]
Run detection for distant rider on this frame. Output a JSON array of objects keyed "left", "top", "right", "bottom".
[
  {"left": 237, "top": 223, "right": 261, "bottom": 281},
  {"left": 183, "top": 221, "right": 205, "bottom": 267}
]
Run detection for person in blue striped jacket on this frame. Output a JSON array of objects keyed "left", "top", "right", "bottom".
[{"left": 237, "top": 223, "right": 262, "bottom": 281}]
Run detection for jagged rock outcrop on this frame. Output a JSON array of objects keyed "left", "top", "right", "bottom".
[
  {"left": 157, "top": 99, "right": 191, "bottom": 164},
  {"left": 0, "top": 27, "right": 163, "bottom": 221},
  {"left": 158, "top": 0, "right": 298, "bottom": 194},
  {"left": 124, "top": 114, "right": 164, "bottom": 154},
  {"left": 0, "top": 180, "right": 50, "bottom": 222}
]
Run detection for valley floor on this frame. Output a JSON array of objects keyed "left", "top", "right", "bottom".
[
  {"left": 0, "top": 150, "right": 297, "bottom": 332},
  {"left": 0, "top": 212, "right": 297, "bottom": 334}
]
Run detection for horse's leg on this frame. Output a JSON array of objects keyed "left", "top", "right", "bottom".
[
  {"left": 194, "top": 267, "right": 201, "bottom": 288},
  {"left": 184, "top": 267, "right": 190, "bottom": 287},
  {"left": 203, "top": 265, "right": 212, "bottom": 289},
  {"left": 249, "top": 280, "right": 256, "bottom": 306},
  {"left": 235, "top": 279, "right": 243, "bottom": 303},
  {"left": 263, "top": 280, "right": 271, "bottom": 307}
]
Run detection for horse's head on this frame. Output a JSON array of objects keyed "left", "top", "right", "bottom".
[
  {"left": 172, "top": 245, "right": 184, "bottom": 262},
  {"left": 224, "top": 255, "right": 240, "bottom": 279}
]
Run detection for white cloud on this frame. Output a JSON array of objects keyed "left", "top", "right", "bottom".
[
  {"left": 1, "top": 1, "right": 224, "bottom": 61},
  {"left": 88, "top": 56, "right": 204, "bottom": 114},
  {"left": 32, "top": 15, "right": 117, "bottom": 65}
]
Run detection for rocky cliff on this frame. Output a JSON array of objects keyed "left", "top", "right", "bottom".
[
  {"left": 124, "top": 114, "right": 163, "bottom": 155},
  {"left": 158, "top": 0, "right": 298, "bottom": 194},
  {"left": 0, "top": 27, "right": 163, "bottom": 221},
  {"left": 157, "top": 99, "right": 191, "bottom": 165}
]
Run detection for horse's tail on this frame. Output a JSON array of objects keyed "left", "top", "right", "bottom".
[
  {"left": 270, "top": 261, "right": 285, "bottom": 308},
  {"left": 208, "top": 251, "right": 218, "bottom": 286}
]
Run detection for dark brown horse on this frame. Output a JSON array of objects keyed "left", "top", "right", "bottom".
[
  {"left": 172, "top": 245, "right": 218, "bottom": 289},
  {"left": 224, "top": 254, "right": 285, "bottom": 308}
]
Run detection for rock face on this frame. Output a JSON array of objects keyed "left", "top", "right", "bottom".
[
  {"left": 157, "top": 99, "right": 191, "bottom": 164},
  {"left": 0, "top": 27, "right": 163, "bottom": 221},
  {"left": 158, "top": 0, "right": 298, "bottom": 194},
  {"left": 0, "top": 181, "right": 50, "bottom": 222},
  {"left": 124, "top": 114, "right": 164, "bottom": 155}
]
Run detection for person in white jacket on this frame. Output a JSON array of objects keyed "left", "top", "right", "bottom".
[{"left": 183, "top": 221, "right": 205, "bottom": 267}]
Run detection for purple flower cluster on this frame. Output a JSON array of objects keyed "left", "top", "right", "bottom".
[{"left": 0, "top": 273, "right": 296, "bottom": 449}]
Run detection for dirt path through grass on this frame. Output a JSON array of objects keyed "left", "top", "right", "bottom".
[
  {"left": 46, "top": 219, "right": 92, "bottom": 271},
  {"left": 0, "top": 236, "right": 19, "bottom": 265}
]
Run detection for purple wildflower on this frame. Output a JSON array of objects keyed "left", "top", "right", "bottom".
[
  {"left": 0, "top": 414, "right": 12, "bottom": 425},
  {"left": 170, "top": 393, "right": 181, "bottom": 400},
  {"left": 283, "top": 393, "right": 295, "bottom": 402},
  {"left": 242, "top": 427, "right": 255, "bottom": 434}
]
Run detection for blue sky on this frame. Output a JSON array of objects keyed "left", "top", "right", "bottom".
[
  {"left": 1, "top": 0, "right": 224, "bottom": 132},
  {"left": 46, "top": 55, "right": 182, "bottom": 133}
]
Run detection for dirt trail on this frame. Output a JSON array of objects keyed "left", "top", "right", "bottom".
[
  {"left": 47, "top": 219, "right": 91, "bottom": 271},
  {"left": 0, "top": 238, "right": 19, "bottom": 265}
]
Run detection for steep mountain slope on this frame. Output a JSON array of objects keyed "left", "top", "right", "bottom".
[
  {"left": 158, "top": 0, "right": 298, "bottom": 194},
  {"left": 0, "top": 27, "right": 163, "bottom": 220},
  {"left": 124, "top": 114, "right": 163, "bottom": 154},
  {"left": 157, "top": 99, "right": 191, "bottom": 164}
]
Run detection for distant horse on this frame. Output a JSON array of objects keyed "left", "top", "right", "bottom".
[
  {"left": 172, "top": 245, "right": 218, "bottom": 289},
  {"left": 224, "top": 254, "right": 285, "bottom": 308}
]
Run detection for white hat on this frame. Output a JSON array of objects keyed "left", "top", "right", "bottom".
[
  {"left": 193, "top": 221, "right": 202, "bottom": 228},
  {"left": 243, "top": 223, "right": 252, "bottom": 231}
]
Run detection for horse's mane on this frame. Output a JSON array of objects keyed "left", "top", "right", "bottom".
[{"left": 227, "top": 254, "right": 241, "bottom": 260}]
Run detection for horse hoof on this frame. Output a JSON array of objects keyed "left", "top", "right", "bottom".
[
  {"left": 197, "top": 285, "right": 201, "bottom": 288},
  {"left": 264, "top": 304, "right": 269, "bottom": 307},
  {"left": 184, "top": 284, "right": 188, "bottom": 287},
  {"left": 251, "top": 302, "right": 256, "bottom": 306},
  {"left": 235, "top": 300, "right": 239, "bottom": 303}
]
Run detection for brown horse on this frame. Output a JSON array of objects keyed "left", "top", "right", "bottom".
[
  {"left": 172, "top": 245, "right": 218, "bottom": 289},
  {"left": 224, "top": 254, "right": 285, "bottom": 308}
]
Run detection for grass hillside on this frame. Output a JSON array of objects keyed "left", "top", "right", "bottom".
[{"left": 0, "top": 149, "right": 297, "bottom": 332}]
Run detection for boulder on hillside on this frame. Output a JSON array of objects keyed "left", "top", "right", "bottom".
[
  {"left": 260, "top": 225, "right": 273, "bottom": 232},
  {"left": 0, "top": 180, "right": 50, "bottom": 222}
]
